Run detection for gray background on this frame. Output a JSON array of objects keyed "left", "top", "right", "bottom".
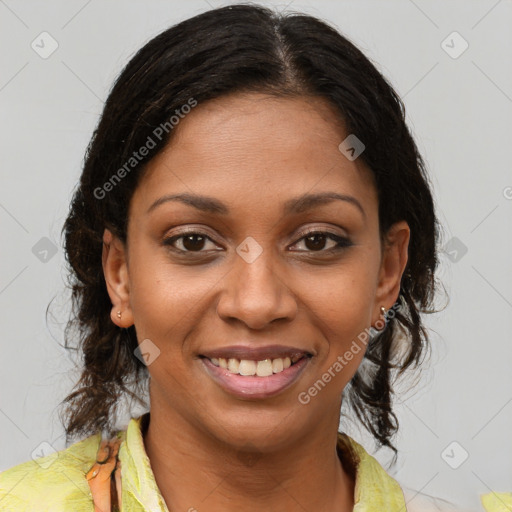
[{"left": 1, "top": 1, "right": 511, "bottom": 510}]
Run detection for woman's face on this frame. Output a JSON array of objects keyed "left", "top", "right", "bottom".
[{"left": 103, "top": 92, "right": 409, "bottom": 450}]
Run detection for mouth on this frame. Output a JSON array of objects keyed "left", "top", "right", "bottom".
[
  {"left": 199, "top": 346, "right": 313, "bottom": 399},
  {"left": 202, "top": 353, "right": 308, "bottom": 376}
]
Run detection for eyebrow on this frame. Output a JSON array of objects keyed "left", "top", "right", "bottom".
[{"left": 146, "top": 191, "right": 366, "bottom": 219}]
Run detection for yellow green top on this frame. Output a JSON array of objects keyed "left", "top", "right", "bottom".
[{"left": 0, "top": 413, "right": 508, "bottom": 511}]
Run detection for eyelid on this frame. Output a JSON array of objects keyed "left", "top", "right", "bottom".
[
  {"left": 163, "top": 228, "right": 222, "bottom": 251},
  {"left": 163, "top": 225, "right": 351, "bottom": 255},
  {"left": 289, "top": 229, "right": 352, "bottom": 252},
  {"left": 293, "top": 226, "right": 346, "bottom": 239},
  {"left": 164, "top": 224, "right": 346, "bottom": 243}
]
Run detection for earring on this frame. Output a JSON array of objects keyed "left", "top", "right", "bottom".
[
  {"left": 117, "top": 310, "right": 122, "bottom": 319},
  {"left": 370, "top": 306, "right": 388, "bottom": 338}
]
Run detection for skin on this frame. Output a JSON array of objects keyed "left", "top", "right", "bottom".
[{"left": 102, "top": 92, "right": 410, "bottom": 511}]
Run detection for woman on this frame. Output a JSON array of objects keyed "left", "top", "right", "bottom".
[{"left": 0, "top": 4, "right": 507, "bottom": 511}]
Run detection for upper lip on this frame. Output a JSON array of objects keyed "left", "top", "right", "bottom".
[{"left": 200, "top": 344, "right": 313, "bottom": 361}]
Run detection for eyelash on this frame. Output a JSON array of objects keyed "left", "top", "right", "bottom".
[{"left": 162, "top": 229, "right": 353, "bottom": 255}]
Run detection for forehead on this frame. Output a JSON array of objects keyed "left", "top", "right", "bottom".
[{"left": 131, "top": 92, "right": 376, "bottom": 215}]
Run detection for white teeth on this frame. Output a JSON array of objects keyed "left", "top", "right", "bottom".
[
  {"left": 239, "top": 360, "right": 257, "bottom": 376},
  {"left": 272, "top": 358, "right": 283, "bottom": 373},
  {"left": 227, "top": 358, "right": 239, "bottom": 373},
  {"left": 208, "top": 355, "right": 303, "bottom": 376},
  {"left": 256, "top": 359, "right": 273, "bottom": 377}
]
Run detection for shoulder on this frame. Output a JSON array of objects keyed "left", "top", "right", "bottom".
[
  {"left": 339, "top": 434, "right": 478, "bottom": 511},
  {"left": 0, "top": 432, "right": 103, "bottom": 511},
  {"left": 480, "top": 492, "right": 512, "bottom": 512},
  {"left": 338, "top": 433, "right": 406, "bottom": 507},
  {"left": 402, "top": 487, "right": 476, "bottom": 511}
]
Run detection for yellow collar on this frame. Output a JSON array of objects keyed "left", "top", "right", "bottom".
[{"left": 118, "top": 413, "right": 407, "bottom": 511}]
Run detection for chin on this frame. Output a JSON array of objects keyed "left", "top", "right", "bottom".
[{"left": 203, "top": 407, "right": 307, "bottom": 453}]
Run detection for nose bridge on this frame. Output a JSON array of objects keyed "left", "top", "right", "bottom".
[
  {"left": 237, "top": 240, "right": 280, "bottom": 297},
  {"left": 216, "top": 236, "right": 297, "bottom": 327}
]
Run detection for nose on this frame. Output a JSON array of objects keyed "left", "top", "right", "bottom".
[{"left": 216, "top": 244, "right": 298, "bottom": 330}]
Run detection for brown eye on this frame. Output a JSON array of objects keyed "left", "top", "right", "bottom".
[
  {"left": 163, "top": 232, "right": 218, "bottom": 253},
  {"left": 304, "top": 233, "right": 329, "bottom": 251},
  {"left": 291, "top": 231, "right": 353, "bottom": 253},
  {"left": 181, "top": 234, "right": 207, "bottom": 251}
]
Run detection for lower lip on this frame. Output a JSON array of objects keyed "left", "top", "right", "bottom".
[{"left": 201, "top": 357, "right": 310, "bottom": 399}]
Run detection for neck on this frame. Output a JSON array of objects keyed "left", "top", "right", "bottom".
[{"left": 141, "top": 408, "right": 355, "bottom": 512}]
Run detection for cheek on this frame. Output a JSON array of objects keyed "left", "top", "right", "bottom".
[
  {"left": 300, "top": 264, "right": 376, "bottom": 336},
  {"left": 319, "top": 303, "right": 371, "bottom": 385},
  {"left": 298, "top": 265, "right": 376, "bottom": 389},
  {"left": 127, "top": 246, "right": 210, "bottom": 328}
]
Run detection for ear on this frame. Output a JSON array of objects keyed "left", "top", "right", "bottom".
[
  {"left": 102, "top": 228, "right": 134, "bottom": 328},
  {"left": 372, "top": 220, "right": 410, "bottom": 326}
]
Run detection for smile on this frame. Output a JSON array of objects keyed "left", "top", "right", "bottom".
[
  {"left": 200, "top": 354, "right": 311, "bottom": 399},
  {"left": 208, "top": 354, "right": 303, "bottom": 376}
]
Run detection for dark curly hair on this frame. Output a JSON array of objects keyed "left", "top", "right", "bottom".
[{"left": 57, "top": 2, "right": 444, "bottom": 467}]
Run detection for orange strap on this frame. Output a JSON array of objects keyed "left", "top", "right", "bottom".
[{"left": 86, "top": 438, "right": 123, "bottom": 512}]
